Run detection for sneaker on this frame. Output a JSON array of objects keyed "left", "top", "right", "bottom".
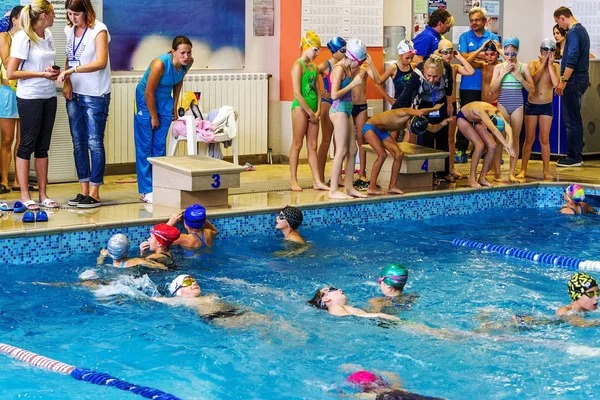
[
  {"left": 77, "top": 195, "right": 102, "bottom": 208},
  {"left": 355, "top": 179, "right": 370, "bottom": 191},
  {"left": 556, "top": 158, "right": 583, "bottom": 167},
  {"left": 68, "top": 193, "right": 85, "bottom": 206}
]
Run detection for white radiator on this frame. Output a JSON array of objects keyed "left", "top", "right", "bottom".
[{"left": 106, "top": 73, "right": 271, "bottom": 164}]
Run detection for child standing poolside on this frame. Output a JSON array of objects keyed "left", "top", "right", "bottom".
[
  {"left": 556, "top": 272, "right": 600, "bottom": 327},
  {"left": 559, "top": 184, "right": 595, "bottom": 215},
  {"left": 275, "top": 205, "right": 305, "bottom": 244},
  {"left": 167, "top": 203, "right": 219, "bottom": 249}
]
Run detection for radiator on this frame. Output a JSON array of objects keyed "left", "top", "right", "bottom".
[{"left": 106, "top": 73, "right": 270, "bottom": 164}]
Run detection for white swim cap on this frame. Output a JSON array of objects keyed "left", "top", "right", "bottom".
[
  {"left": 79, "top": 269, "right": 100, "bottom": 281},
  {"left": 345, "top": 38, "right": 367, "bottom": 64},
  {"left": 169, "top": 274, "right": 191, "bottom": 296},
  {"left": 107, "top": 234, "right": 129, "bottom": 260},
  {"left": 397, "top": 39, "right": 416, "bottom": 55}
]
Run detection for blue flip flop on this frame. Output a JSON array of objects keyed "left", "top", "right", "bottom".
[
  {"left": 35, "top": 210, "right": 48, "bottom": 222},
  {"left": 0, "top": 202, "right": 11, "bottom": 211},
  {"left": 13, "top": 201, "right": 27, "bottom": 213},
  {"left": 22, "top": 211, "right": 35, "bottom": 223}
]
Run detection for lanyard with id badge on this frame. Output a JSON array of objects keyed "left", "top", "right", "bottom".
[
  {"left": 68, "top": 27, "right": 88, "bottom": 70},
  {"left": 429, "top": 88, "right": 440, "bottom": 118}
]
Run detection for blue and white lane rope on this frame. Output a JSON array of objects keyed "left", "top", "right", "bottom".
[
  {"left": 452, "top": 239, "right": 600, "bottom": 272},
  {"left": 0, "top": 342, "right": 181, "bottom": 400}
]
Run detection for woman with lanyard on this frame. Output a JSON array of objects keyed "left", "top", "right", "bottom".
[
  {"left": 396, "top": 54, "right": 454, "bottom": 184},
  {"left": 134, "top": 36, "right": 193, "bottom": 204},
  {"left": 56, "top": 0, "right": 110, "bottom": 208},
  {"left": 6, "top": 0, "right": 59, "bottom": 210},
  {"left": 0, "top": 6, "right": 23, "bottom": 195}
]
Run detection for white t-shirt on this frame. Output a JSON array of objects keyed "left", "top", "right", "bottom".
[
  {"left": 10, "top": 29, "right": 57, "bottom": 99},
  {"left": 65, "top": 21, "right": 111, "bottom": 96}
]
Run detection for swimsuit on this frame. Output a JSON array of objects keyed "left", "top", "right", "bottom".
[
  {"left": 524, "top": 102, "right": 553, "bottom": 117},
  {"left": 456, "top": 110, "right": 467, "bottom": 121},
  {"left": 560, "top": 203, "right": 584, "bottom": 214},
  {"left": 329, "top": 65, "right": 353, "bottom": 117},
  {"left": 291, "top": 59, "right": 318, "bottom": 112},
  {"left": 351, "top": 103, "right": 368, "bottom": 119},
  {"left": 392, "top": 64, "right": 412, "bottom": 100},
  {"left": 498, "top": 62, "right": 524, "bottom": 115},
  {"left": 362, "top": 123, "right": 390, "bottom": 141},
  {"left": 191, "top": 231, "right": 207, "bottom": 247},
  {"left": 321, "top": 60, "right": 333, "bottom": 105},
  {"left": 202, "top": 308, "right": 245, "bottom": 322}
]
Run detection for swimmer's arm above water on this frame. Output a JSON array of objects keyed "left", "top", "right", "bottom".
[
  {"left": 340, "top": 305, "right": 400, "bottom": 321},
  {"left": 559, "top": 314, "right": 600, "bottom": 328}
]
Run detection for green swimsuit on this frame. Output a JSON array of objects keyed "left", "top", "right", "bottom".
[{"left": 291, "top": 59, "right": 318, "bottom": 112}]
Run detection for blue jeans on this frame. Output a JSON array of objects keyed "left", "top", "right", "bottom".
[
  {"left": 66, "top": 93, "right": 110, "bottom": 185},
  {"left": 562, "top": 72, "right": 589, "bottom": 162}
]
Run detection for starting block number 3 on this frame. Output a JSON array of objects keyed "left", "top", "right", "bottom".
[
  {"left": 421, "top": 160, "right": 429, "bottom": 172},
  {"left": 211, "top": 174, "right": 221, "bottom": 188}
]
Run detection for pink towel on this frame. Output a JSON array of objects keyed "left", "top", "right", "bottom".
[{"left": 172, "top": 118, "right": 216, "bottom": 142}]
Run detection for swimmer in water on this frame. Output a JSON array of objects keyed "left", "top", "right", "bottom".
[
  {"left": 97, "top": 234, "right": 169, "bottom": 270},
  {"left": 138, "top": 223, "right": 181, "bottom": 269},
  {"left": 556, "top": 272, "right": 600, "bottom": 327},
  {"left": 368, "top": 264, "right": 417, "bottom": 313},
  {"left": 308, "top": 286, "right": 400, "bottom": 321},
  {"left": 151, "top": 274, "right": 271, "bottom": 329},
  {"left": 167, "top": 203, "right": 219, "bottom": 249},
  {"left": 276, "top": 205, "right": 305, "bottom": 244},
  {"left": 559, "top": 184, "right": 595, "bottom": 215}
]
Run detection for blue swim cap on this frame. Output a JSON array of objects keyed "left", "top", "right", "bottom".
[
  {"left": 327, "top": 37, "right": 346, "bottom": 54},
  {"left": 490, "top": 114, "right": 505, "bottom": 132},
  {"left": 184, "top": 204, "right": 206, "bottom": 229},
  {"left": 107, "top": 234, "right": 129, "bottom": 260},
  {"left": 503, "top": 37, "right": 520, "bottom": 50}
]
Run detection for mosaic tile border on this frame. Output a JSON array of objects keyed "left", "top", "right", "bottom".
[{"left": 0, "top": 185, "right": 593, "bottom": 265}]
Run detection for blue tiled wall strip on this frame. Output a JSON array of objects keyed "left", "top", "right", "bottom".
[{"left": 0, "top": 186, "right": 575, "bottom": 265}]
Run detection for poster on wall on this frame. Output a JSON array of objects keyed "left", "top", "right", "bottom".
[
  {"left": 254, "top": 0, "right": 274, "bottom": 37},
  {"left": 481, "top": 0, "right": 500, "bottom": 16},
  {"left": 104, "top": 0, "right": 245, "bottom": 71},
  {"left": 463, "top": 0, "right": 481, "bottom": 14},
  {"left": 413, "top": 13, "right": 428, "bottom": 37},
  {"left": 429, "top": 0, "right": 446, "bottom": 13}
]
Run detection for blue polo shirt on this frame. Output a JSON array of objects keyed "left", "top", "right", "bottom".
[
  {"left": 458, "top": 29, "right": 499, "bottom": 90},
  {"left": 413, "top": 26, "right": 441, "bottom": 61}
]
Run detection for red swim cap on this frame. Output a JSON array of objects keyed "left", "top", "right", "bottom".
[
  {"left": 151, "top": 223, "right": 181, "bottom": 248},
  {"left": 347, "top": 371, "right": 387, "bottom": 391}
]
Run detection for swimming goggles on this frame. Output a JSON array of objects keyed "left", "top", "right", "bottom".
[
  {"left": 172, "top": 276, "right": 197, "bottom": 295},
  {"left": 339, "top": 47, "right": 347, "bottom": 54},
  {"left": 378, "top": 275, "right": 407, "bottom": 284},
  {"left": 540, "top": 47, "right": 555, "bottom": 52},
  {"left": 504, "top": 52, "right": 518, "bottom": 57},
  {"left": 278, "top": 211, "right": 286, "bottom": 220},
  {"left": 323, "top": 286, "right": 340, "bottom": 295},
  {"left": 439, "top": 49, "right": 454, "bottom": 55},
  {"left": 317, "top": 287, "right": 340, "bottom": 308},
  {"left": 583, "top": 290, "right": 599, "bottom": 298}
]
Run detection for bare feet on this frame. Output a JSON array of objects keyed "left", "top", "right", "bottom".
[
  {"left": 346, "top": 188, "right": 368, "bottom": 198},
  {"left": 313, "top": 182, "right": 329, "bottom": 191},
  {"left": 367, "top": 188, "right": 386, "bottom": 195},
  {"left": 515, "top": 170, "right": 526, "bottom": 179},
  {"left": 451, "top": 171, "right": 463, "bottom": 179},
  {"left": 508, "top": 174, "right": 521, "bottom": 183},
  {"left": 290, "top": 181, "right": 303, "bottom": 192},
  {"left": 493, "top": 175, "right": 504, "bottom": 183},
  {"left": 329, "top": 190, "right": 352, "bottom": 200},
  {"left": 478, "top": 178, "right": 493, "bottom": 188},
  {"left": 543, "top": 171, "right": 553, "bottom": 181},
  {"left": 468, "top": 178, "right": 482, "bottom": 189},
  {"left": 387, "top": 187, "right": 404, "bottom": 195}
]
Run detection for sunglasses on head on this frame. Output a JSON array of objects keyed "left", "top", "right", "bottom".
[
  {"left": 172, "top": 276, "right": 196, "bottom": 295},
  {"left": 505, "top": 52, "right": 518, "bottom": 57},
  {"left": 583, "top": 290, "right": 599, "bottom": 298}
]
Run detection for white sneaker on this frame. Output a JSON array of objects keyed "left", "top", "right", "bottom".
[{"left": 141, "top": 192, "right": 153, "bottom": 204}]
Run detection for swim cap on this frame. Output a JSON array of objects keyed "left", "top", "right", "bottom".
[
  {"left": 379, "top": 263, "right": 408, "bottom": 289},
  {"left": 568, "top": 273, "right": 598, "bottom": 300},
  {"left": 107, "top": 233, "right": 129, "bottom": 260},
  {"left": 301, "top": 30, "right": 321, "bottom": 50},
  {"left": 280, "top": 206, "right": 303, "bottom": 230},
  {"left": 79, "top": 269, "right": 100, "bottom": 281},
  {"left": 327, "top": 37, "right": 346, "bottom": 54},
  {"left": 503, "top": 37, "right": 520, "bottom": 50},
  {"left": 169, "top": 274, "right": 191, "bottom": 296},
  {"left": 184, "top": 204, "right": 206, "bottom": 229},
  {"left": 347, "top": 371, "right": 388, "bottom": 392},
  {"left": 151, "top": 223, "right": 181, "bottom": 248},
  {"left": 397, "top": 39, "right": 416, "bottom": 55},
  {"left": 565, "top": 184, "right": 585, "bottom": 203},
  {"left": 540, "top": 37, "right": 556, "bottom": 51},
  {"left": 483, "top": 41, "right": 498, "bottom": 53},
  {"left": 408, "top": 116, "right": 428, "bottom": 136},
  {"left": 346, "top": 38, "right": 367, "bottom": 64},
  {"left": 490, "top": 114, "right": 505, "bottom": 132}
]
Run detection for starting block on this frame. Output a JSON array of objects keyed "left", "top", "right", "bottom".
[
  {"left": 148, "top": 155, "right": 245, "bottom": 208},
  {"left": 363, "top": 143, "right": 449, "bottom": 191}
]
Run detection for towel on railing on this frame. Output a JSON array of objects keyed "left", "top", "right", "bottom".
[{"left": 172, "top": 118, "right": 216, "bottom": 143}]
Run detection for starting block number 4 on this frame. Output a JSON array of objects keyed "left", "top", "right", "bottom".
[{"left": 421, "top": 160, "right": 429, "bottom": 172}]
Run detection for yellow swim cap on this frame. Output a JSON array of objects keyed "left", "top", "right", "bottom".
[{"left": 301, "top": 30, "right": 321, "bottom": 50}]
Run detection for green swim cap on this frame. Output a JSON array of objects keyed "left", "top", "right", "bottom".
[{"left": 378, "top": 264, "right": 408, "bottom": 288}]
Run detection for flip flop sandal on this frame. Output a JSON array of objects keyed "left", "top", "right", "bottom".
[
  {"left": 23, "top": 200, "right": 40, "bottom": 211},
  {"left": 22, "top": 211, "right": 35, "bottom": 223},
  {"left": 0, "top": 202, "right": 11, "bottom": 211},
  {"left": 39, "top": 198, "right": 59, "bottom": 209},
  {"left": 35, "top": 210, "right": 48, "bottom": 222},
  {"left": 0, "top": 184, "right": 10, "bottom": 194},
  {"left": 13, "top": 201, "right": 27, "bottom": 213}
]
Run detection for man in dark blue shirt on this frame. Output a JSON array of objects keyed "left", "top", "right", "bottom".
[
  {"left": 554, "top": 6, "right": 590, "bottom": 167},
  {"left": 412, "top": 8, "right": 452, "bottom": 64}
]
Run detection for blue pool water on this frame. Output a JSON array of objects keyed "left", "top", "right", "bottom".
[{"left": 2, "top": 207, "right": 600, "bottom": 399}]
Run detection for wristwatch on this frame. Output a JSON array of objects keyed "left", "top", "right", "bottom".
[{"left": 560, "top": 76, "right": 569, "bottom": 82}]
